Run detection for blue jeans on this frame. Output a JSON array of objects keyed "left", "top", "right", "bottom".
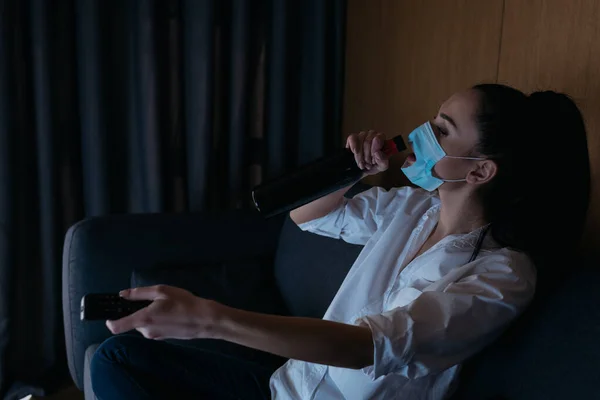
[{"left": 90, "top": 334, "right": 278, "bottom": 400}]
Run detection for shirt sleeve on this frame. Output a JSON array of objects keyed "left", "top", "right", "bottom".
[
  {"left": 356, "top": 252, "right": 536, "bottom": 380},
  {"left": 296, "top": 186, "right": 416, "bottom": 245}
]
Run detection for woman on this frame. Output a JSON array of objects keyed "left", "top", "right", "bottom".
[{"left": 90, "top": 84, "right": 590, "bottom": 399}]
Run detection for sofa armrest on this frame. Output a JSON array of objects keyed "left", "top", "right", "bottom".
[{"left": 62, "top": 210, "right": 284, "bottom": 389}]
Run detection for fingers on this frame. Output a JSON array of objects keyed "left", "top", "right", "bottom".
[
  {"left": 371, "top": 133, "right": 389, "bottom": 172},
  {"left": 347, "top": 130, "right": 387, "bottom": 173},
  {"left": 371, "top": 133, "right": 385, "bottom": 157},
  {"left": 346, "top": 132, "right": 364, "bottom": 169},
  {"left": 120, "top": 285, "right": 170, "bottom": 301},
  {"left": 108, "top": 285, "right": 166, "bottom": 335},
  {"left": 363, "top": 130, "right": 375, "bottom": 167},
  {"left": 106, "top": 308, "right": 150, "bottom": 335},
  {"left": 137, "top": 327, "right": 164, "bottom": 340},
  {"left": 373, "top": 150, "right": 389, "bottom": 172}
]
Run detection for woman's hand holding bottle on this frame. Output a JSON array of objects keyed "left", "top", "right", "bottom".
[{"left": 345, "top": 130, "right": 390, "bottom": 176}]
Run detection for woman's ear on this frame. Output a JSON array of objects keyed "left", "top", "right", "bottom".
[{"left": 467, "top": 160, "right": 497, "bottom": 185}]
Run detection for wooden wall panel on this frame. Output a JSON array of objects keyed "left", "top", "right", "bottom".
[
  {"left": 343, "top": 0, "right": 504, "bottom": 186},
  {"left": 343, "top": 0, "right": 386, "bottom": 138},
  {"left": 497, "top": 0, "right": 600, "bottom": 242}
]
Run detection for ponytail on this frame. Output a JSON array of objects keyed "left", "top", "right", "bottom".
[{"left": 472, "top": 84, "right": 590, "bottom": 286}]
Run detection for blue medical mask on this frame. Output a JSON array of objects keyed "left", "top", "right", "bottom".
[{"left": 401, "top": 122, "right": 485, "bottom": 191}]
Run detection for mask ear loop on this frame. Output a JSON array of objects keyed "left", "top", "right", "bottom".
[
  {"left": 442, "top": 178, "right": 467, "bottom": 183},
  {"left": 441, "top": 156, "right": 487, "bottom": 182},
  {"left": 468, "top": 224, "right": 492, "bottom": 262},
  {"left": 444, "top": 156, "right": 486, "bottom": 160}
]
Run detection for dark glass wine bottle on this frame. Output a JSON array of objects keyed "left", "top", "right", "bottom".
[{"left": 252, "top": 136, "right": 406, "bottom": 218}]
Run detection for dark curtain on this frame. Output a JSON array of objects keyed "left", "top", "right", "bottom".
[{"left": 0, "top": 0, "right": 346, "bottom": 397}]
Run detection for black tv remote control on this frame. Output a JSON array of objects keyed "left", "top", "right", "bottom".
[{"left": 80, "top": 293, "right": 152, "bottom": 321}]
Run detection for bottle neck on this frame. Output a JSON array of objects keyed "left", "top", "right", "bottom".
[{"left": 382, "top": 136, "right": 406, "bottom": 157}]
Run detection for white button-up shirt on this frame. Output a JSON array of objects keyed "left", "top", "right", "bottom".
[{"left": 269, "top": 186, "right": 536, "bottom": 400}]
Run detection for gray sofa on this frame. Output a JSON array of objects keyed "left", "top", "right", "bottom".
[{"left": 63, "top": 206, "right": 600, "bottom": 399}]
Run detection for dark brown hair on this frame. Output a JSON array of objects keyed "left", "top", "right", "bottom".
[{"left": 472, "top": 84, "right": 590, "bottom": 285}]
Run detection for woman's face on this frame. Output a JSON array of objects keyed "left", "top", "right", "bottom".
[{"left": 404, "top": 89, "right": 486, "bottom": 185}]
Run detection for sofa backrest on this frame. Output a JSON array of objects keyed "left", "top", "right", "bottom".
[
  {"left": 273, "top": 216, "right": 363, "bottom": 318},
  {"left": 452, "top": 258, "right": 600, "bottom": 400},
  {"left": 273, "top": 184, "right": 371, "bottom": 318}
]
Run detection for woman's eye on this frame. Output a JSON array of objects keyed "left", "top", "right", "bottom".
[{"left": 433, "top": 123, "right": 448, "bottom": 136}]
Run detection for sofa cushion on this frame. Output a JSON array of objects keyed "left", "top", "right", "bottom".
[{"left": 83, "top": 344, "right": 100, "bottom": 400}]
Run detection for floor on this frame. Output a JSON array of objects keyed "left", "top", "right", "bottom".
[{"left": 45, "top": 386, "right": 84, "bottom": 400}]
